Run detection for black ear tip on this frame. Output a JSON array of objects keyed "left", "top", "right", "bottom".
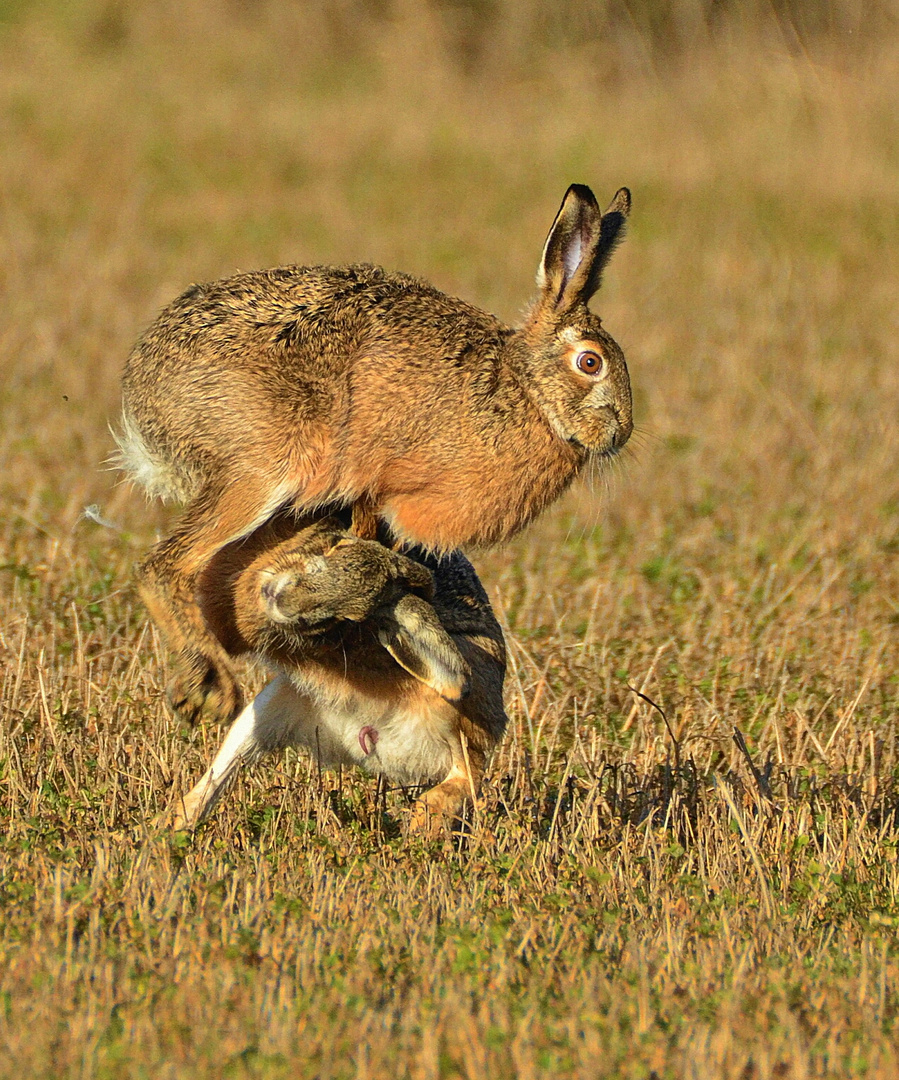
[
  {"left": 565, "top": 183, "right": 599, "bottom": 209},
  {"left": 607, "top": 187, "right": 632, "bottom": 217}
]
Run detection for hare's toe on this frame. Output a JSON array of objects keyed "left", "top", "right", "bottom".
[
  {"left": 144, "top": 798, "right": 198, "bottom": 837},
  {"left": 165, "top": 663, "right": 243, "bottom": 726},
  {"left": 408, "top": 785, "right": 467, "bottom": 839},
  {"left": 168, "top": 806, "right": 194, "bottom": 834},
  {"left": 148, "top": 805, "right": 184, "bottom": 833},
  {"left": 201, "top": 669, "right": 244, "bottom": 725},
  {"left": 166, "top": 788, "right": 209, "bottom": 833},
  {"left": 165, "top": 675, "right": 205, "bottom": 725},
  {"left": 407, "top": 801, "right": 449, "bottom": 839}
]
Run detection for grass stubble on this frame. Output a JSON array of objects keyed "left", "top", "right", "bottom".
[{"left": 1, "top": 3, "right": 898, "bottom": 1077}]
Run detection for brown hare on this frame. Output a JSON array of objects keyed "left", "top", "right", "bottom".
[
  {"left": 172, "top": 515, "right": 507, "bottom": 834},
  {"left": 116, "top": 183, "right": 632, "bottom": 724}
]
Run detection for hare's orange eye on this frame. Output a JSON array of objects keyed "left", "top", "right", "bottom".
[{"left": 574, "top": 350, "right": 604, "bottom": 376}]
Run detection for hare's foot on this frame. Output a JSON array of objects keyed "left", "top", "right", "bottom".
[
  {"left": 408, "top": 742, "right": 486, "bottom": 838},
  {"left": 171, "top": 677, "right": 302, "bottom": 830},
  {"left": 408, "top": 795, "right": 457, "bottom": 838},
  {"left": 408, "top": 773, "right": 474, "bottom": 838},
  {"left": 168, "top": 762, "right": 229, "bottom": 833},
  {"left": 169, "top": 788, "right": 205, "bottom": 833},
  {"left": 148, "top": 803, "right": 190, "bottom": 834}
]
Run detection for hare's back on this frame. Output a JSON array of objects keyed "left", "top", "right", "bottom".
[
  {"left": 126, "top": 262, "right": 497, "bottom": 385},
  {"left": 121, "top": 263, "right": 505, "bottom": 492}
]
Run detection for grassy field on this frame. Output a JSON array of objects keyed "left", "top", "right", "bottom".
[{"left": 1, "top": 2, "right": 899, "bottom": 1077}]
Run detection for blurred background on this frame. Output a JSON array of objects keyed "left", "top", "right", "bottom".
[{"left": 1, "top": 0, "right": 897, "bottom": 761}]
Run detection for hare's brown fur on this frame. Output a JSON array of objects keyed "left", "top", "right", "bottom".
[
  {"left": 118, "top": 185, "right": 632, "bottom": 723},
  {"left": 173, "top": 517, "right": 506, "bottom": 834}
]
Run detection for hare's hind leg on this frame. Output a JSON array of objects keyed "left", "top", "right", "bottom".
[
  {"left": 172, "top": 674, "right": 305, "bottom": 830},
  {"left": 140, "top": 477, "right": 293, "bottom": 724},
  {"left": 408, "top": 737, "right": 486, "bottom": 838}
]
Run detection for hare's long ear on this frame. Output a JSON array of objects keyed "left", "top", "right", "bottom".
[
  {"left": 378, "top": 595, "right": 470, "bottom": 702},
  {"left": 537, "top": 185, "right": 630, "bottom": 312},
  {"left": 588, "top": 187, "right": 631, "bottom": 298}
]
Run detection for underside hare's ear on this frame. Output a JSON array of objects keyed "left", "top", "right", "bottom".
[
  {"left": 378, "top": 595, "right": 470, "bottom": 702},
  {"left": 537, "top": 184, "right": 631, "bottom": 312}
]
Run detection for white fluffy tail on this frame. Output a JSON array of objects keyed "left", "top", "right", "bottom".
[{"left": 108, "top": 412, "right": 197, "bottom": 504}]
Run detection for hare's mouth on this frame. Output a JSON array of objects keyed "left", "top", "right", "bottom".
[
  {"left": 591, "top": 443, "right": 622, "bottom": 459},
  {"left": 568, "top": 435, "right": 625, "bottom": 458}
]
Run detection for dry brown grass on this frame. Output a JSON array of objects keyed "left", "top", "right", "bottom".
[{"left": 1, "top": 3, "right": 899, "bottom": 1077}]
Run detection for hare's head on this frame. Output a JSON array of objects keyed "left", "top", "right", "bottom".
[
  {"left": 257, "top": 533, "right": 434, "bottom": 628},
  {"left": 519, "top": 185, "right": 633, "bottom": 458}
]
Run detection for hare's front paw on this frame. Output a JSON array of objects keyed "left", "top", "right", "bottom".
[{"left": 165, "top": 659, "right": 243, "bottom": 726}]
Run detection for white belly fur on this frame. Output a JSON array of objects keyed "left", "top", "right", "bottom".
[{"left": 272, "top": 671, "right": 456, "bottom": 786}]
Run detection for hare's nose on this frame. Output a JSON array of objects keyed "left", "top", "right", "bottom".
[
  {"left": 261, "top": 572, "right": 293, "bottom": 602},
  {"left": 259, "top": 571, "right": 300, "bottom": 623}
]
